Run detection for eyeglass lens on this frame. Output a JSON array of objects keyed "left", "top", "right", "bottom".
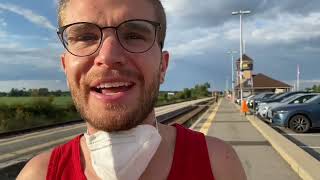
[{"left": 62, "top": 20, "right": 156, "bottom": 56}]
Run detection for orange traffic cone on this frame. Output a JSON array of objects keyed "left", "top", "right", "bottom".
[{"left": 241, "top": 100, "right": 249, "bottom": 114}]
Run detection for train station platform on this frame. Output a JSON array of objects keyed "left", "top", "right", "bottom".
[{"left": 191, "top": 98, "right": 301, "bottom": 180}]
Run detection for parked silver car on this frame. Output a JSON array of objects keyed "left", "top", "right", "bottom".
[
  {"left": 257, "top": 92, "right": 308, "bottom": 118},
  {"left": 266, "top": 94, "right": 318, "bottom": 120},
  {"left": 271, "top": 95, "right": 320, "bottom": 133}
]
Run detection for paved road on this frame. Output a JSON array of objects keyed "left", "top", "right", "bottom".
[{"left": 192, "top": 98, "right": 301, "bottom": 180}]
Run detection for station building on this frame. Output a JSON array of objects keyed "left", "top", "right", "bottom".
[{"left": 234, "top": 54, "right": 292, "bottom": 98}]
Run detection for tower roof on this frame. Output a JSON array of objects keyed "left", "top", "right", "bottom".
[
  {"left": 236, "top": 54, "right": 253, "bottom": 62},
  {"left": 235, "top": 73, "right": 292, "bottom": 89}
]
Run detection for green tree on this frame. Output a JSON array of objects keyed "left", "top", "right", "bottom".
[
  {"left": 176, "top": 92, "right": 186, "bottom": 99},
  {"left": 164, "top": 93, "right": 168, "bottom": 101},
  {"left": 38, "top": 88, "right": 49, "bottom": 96},
  {"left": 189, "top": 83, "right": 210, "bottom": 98},
  {"left": 204, "top": 82, "right": 210, "bottom": 89},
  {"left": 183, "top": 88, "right": 191, "bottom": 99}
]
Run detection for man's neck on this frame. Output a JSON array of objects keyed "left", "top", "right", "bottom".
[
  {"left": 85, "top": 109, "right": 157, "bottom": 135},
  {"left": 140, "top": 123, "right": 177, "bottom": 180},
  {"left": 80, "top": 113, "right": 177, "bottom": 180}
]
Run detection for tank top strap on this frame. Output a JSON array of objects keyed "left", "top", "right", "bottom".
[
  {"left": 167, "top": 124, "right": 215, "bottom": 180},
  {"left": 47, "top": 135, "right": 86, "bottom": 180},
  {"left": 47, "top": 143, "right": 61, "bottom": 180}
]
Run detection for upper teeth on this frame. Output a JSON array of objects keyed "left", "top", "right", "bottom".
[{"left": 97, "top": 82, "right": 132, "bottom": 89}]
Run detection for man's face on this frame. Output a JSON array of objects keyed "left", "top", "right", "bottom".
[{"left": 61, "top": 0, "right": 169, "bottom": 132}]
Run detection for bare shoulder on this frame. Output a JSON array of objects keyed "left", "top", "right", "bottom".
[
  {"left": 205, "top": 136, "right": 247, "bottom": 180},
  {"left": 17, "top": 150, "right": 52, "bottom": 180}
]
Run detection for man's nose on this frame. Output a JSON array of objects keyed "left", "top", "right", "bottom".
[{"left": 94, "top": 32, "right": 127, "bottom": 67}]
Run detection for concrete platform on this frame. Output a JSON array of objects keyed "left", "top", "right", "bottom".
[{"left": 191, "top": 98, "right": 301, "bottom": 180}]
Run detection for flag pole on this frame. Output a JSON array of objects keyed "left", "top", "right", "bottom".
[{"left": 297, "top": 64, "right": 300, "bottom": 91}]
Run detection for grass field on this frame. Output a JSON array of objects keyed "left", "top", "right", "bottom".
[
  {"left": 0, "top": 96, "right": 189, "bottom": 107},
  {"left": 0, "top": 96, "right": 197, "bottom": 133},
  {"left": 0, "top": 96, "right": 79, "bottom": 133},
  {"left": 0, "top": 96, "right": 73, "bottom": 107}
]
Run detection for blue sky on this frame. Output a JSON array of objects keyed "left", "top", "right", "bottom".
[{"left": 0, "top": 0, "right": 320, "bottom": 92}]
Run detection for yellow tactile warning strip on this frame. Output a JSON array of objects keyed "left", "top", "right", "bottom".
[{"left": 199, "top": 99, "right": 222, "bottom": 134}]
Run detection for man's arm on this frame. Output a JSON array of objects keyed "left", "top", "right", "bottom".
[
  {"left": 16, "top": 151, "right": 51, "bottom": 180},
  {"left": 206, "top": 136, "right": 247, "bottom": 180}
]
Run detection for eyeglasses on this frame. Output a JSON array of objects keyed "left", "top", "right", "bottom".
[{"left": 57, "top": 19, "right": 161, "bottom": 57}]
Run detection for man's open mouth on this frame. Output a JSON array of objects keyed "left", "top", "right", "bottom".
[{"left": 92, "top": 82, "right": 135, "bottom": 95}]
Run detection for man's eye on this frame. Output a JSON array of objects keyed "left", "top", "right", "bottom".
[
  {"left": 69, "top": 34, "right": 99, "bottom": 42},
  {"left": 124, "top": 33, "right": 146, "bottom": 40}
]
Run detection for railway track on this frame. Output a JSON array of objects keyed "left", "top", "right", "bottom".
[{"left": 0, "top": 98, "right": 214, "bottom": 179}]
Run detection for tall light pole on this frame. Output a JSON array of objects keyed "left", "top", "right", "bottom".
[
  {"left": 228, "top": 50, "right": 237, "bottom": 102},
  {"left": 232, "top": 10, "right": 251, "bottom": 105}
]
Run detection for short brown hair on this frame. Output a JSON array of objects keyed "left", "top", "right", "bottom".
[{"left": 57, "top": 0, "right": 167, "bottom": 48}]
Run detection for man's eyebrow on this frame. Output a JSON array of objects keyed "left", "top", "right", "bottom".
[
  {"left": 121, "top": 23, "right": 152, "bottom": 33},
  {"left": 66, "top": 23, "right": 95, "bottom": 33}
]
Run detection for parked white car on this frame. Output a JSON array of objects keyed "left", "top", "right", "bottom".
[{"left": 235, "top": 95, "right": 255, "bottom": 105}]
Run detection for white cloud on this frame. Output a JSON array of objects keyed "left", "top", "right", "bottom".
[
  {"left": 0, "top": 44, "right": 62, "bottom": 69},
  {"left": 0, "top": 42, "right": 19, "bottom": 49},
  {"left": 162, "top": 0, "right": 186, "bottom": 16},
  {"left": 0, "top": 18, "right": 7, "bottom": 38},
  {"left": 223, "top": 12, "right": 320, "bottom": 45},
  {"left": 162, "top": 0, "right": 225, "bottom": 17},
  {"left": 163, "top": 0, "right": 320, "bottom": 48},
  {"left": 0, "top": 18, "right": 7, "bottom": 27},
  {"left": 0, "top": 3, "right": 55, "bottom": 30},
  {"left": 53, "top": 0, "right": 59, "bottom": 7},
  {"left": 0, "top": 30, "right": 7, "bottom": 38},
  {"left": 0, "top": 0, "right": 318, "bottom": 91},
  {"left": 302, "top": 46, "right": 320, "bottom": 53},
  {"left": 250, "top": 13, "right": 320, "bottom": 43},
  {"left": 169, "top": 31, "right": 218, "bottom": 59}
]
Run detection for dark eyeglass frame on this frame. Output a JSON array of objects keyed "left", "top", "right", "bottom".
[{"left": 57, "top": 19, "right": 162, "bottom": 57}]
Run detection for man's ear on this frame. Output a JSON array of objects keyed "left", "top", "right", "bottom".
[
  {"left": 60, "top": 53, "right": 70, "bottom": 88},
  {"left": 60, "top": 53, "right": 67, "bottom": 75},
  {"left": 160, "top": 51, "right": 169, "bottom": 84}
]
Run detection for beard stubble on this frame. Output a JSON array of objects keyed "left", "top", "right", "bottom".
[{"left": 68, "top": 67, "right": 160, "bottom": 132}]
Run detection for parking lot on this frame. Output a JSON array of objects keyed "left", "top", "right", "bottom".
[
  {"left": 236, "top": 91, "right": 320, "bottom": 162},
  {"left": 272, "top": 126, "right": 320, "bottom": 161}
]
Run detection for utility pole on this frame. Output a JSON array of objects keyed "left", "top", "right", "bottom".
[
  {"left": 297, "top": 64, "right": 300, "bottom": 91},
  {"left": 226, "top": 78, "right": 229, "bottom": 93},
  {"left": 227, "top": 50, "right": 237, "bottom": 102},
  {"left": 211, "top": 82, "right": 214, "bottom": 97},
  {"left": 232, "top": 10, "right": 251, "bottom": 105}
]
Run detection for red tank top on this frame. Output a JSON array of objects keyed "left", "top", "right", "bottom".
[{"left": 47, "top": 124, "right": 215, "bottom": 180}]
